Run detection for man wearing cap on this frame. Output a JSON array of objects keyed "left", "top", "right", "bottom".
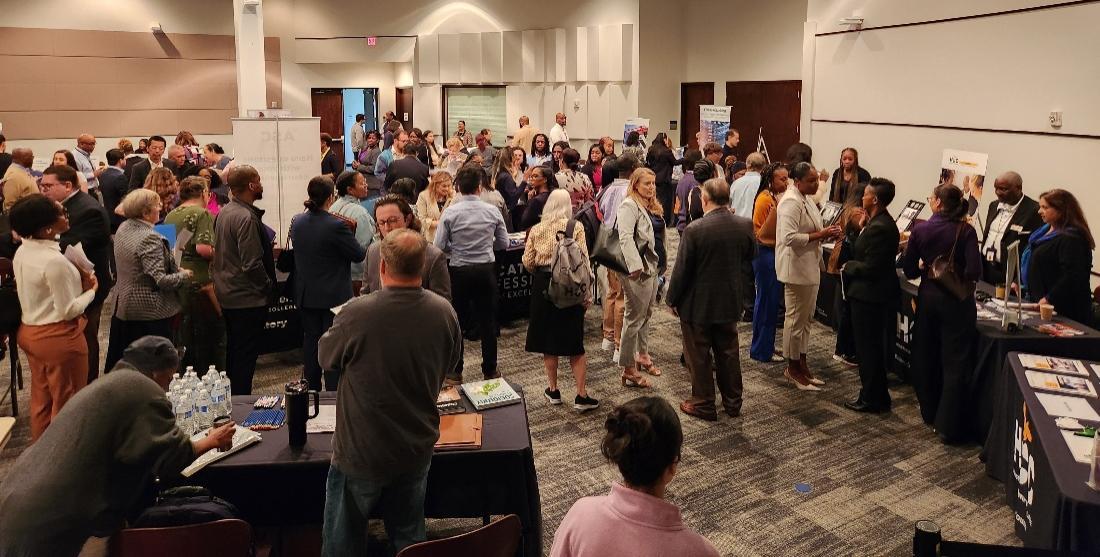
[{"left": 0, "top": 336, "right": 236, "bottom": 557}]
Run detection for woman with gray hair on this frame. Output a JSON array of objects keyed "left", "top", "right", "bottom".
[
  {"left": 104, "top": 188, "right": 193, "bottom": 372},
  {"left": 522, "top": 189, "right": 598, "bottom": 411}
]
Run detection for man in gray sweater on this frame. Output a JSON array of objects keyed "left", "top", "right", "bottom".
[
  {"left": 0, "top": 336, "right": 235, "bottom": 557},
  {"left": 319, "top": 229, "right": 463, "bottom": 556}
]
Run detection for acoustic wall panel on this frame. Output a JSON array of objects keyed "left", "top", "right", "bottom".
[
  {"left": 608, "top": 83, "right": 633, "bottom": 138},
  {"left": 585, "top": 26, "right": 601, "bottom": 84},
  {"left": 567, "top": 84, "right": 590, "bottom": 139},
  {"left": 481, "top": 32, "right": 502, "bottom": 83},
  {"left": 598, "top": 24, "right": 633, "bottom": 82},
  {"left": 541, "top": 85, "right": 566, "bottom": 129},
  {"left": 587, "top": 83, "right": 611, "bottom": 140},
  {"left": 506, "top": 85, "right": 544, "bottom": 143},
  {"left": 437, "top": 34, "right": 460, "bottom": 84},
  {"left": 459, "top": 33, "right": 482, "bottom": 83},
  {"left": 521, "top": 30, "right": 545, "bottom": 83},
  {"left": 501, "top": 31, "right": 523, "bottom": 83},
  {"left": 417, "top": 34, "right": 439, "bottom": 84},
  {"left": 565, "top": 27, "right": 582, "bottom": 82},
  {"left": 545, "top": 28, "right": 567, "bottom": 83}
]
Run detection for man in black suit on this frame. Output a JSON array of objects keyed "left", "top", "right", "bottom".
[
  {"left": 321, "top": 133, "right": 340, "bottom": 181},
  {"left": 383, "top": 142, "right": 430, "bottom": 194},
  {"left": 980, "top": 171, "right": 1042, "bottom": 285},
  {"left": 98, "top": 149, "right": 129, "bottom": 232},
  {"left": 841, "top": 178, "right": 901, "bottom": 413},
  {"left": 43, "top": 165, "right": 114, "bottom": 383},
  {"left": 127, "top": 135, "right": 176, "bottom": 191},
  {"left": 666, "top": 177, "right": 756, "bottom": 421}
]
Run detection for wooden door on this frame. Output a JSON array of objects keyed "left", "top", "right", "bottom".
[
  {"left": 311, "top": 88, "right": 345, "bottom": 168},
  {"left": 680, "top": 83, "right": 714, "bottom": 151},
  {"left": 724, "top": 80, "right": 801, "bottom": 164},
  {"left": 395, "top": 88, "right": 414, "bottom": 131}
]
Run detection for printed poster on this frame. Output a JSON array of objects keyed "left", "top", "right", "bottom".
[
  {"left": 623, "top": 117, "right": 650, "bottom": 145},
  {"left": 939, "top": 149, "right": 989, "bottom": 234},
  {"left": 698, "top": 105, "right": 732, "bottom": 146}
]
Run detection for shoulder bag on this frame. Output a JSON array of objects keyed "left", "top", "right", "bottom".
[{"left": 928, "top": 223, "right": 973, "bottom": 301}]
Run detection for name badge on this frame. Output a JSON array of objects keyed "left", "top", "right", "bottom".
[{"left": 1009, "top": 224, "right": 1023, "bottom": 232}]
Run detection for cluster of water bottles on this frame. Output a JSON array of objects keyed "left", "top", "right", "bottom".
[{"left": 167, "top": 365, "right": 233, "bottom": 436}]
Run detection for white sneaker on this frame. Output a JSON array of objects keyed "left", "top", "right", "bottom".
[
  {"left": 601, "top": 338, "right": 614, "bottom": 351},
  {"left": 612, "top": 349, "right": 621, "bottom": 363}
]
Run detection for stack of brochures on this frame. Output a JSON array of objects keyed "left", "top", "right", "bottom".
[{"left": 1021, "top": 354, "right": 1096, "bottom": 398}]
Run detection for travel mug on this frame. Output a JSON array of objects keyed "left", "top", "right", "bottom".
[{"left": 285, "top": 379, "right": 319, "bottom": 448}]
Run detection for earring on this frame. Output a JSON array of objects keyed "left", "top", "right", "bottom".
[{"left": 46, "top": 228, "right": 54, "bottom": 235}]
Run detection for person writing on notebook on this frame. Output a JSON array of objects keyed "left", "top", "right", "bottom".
[{"left": 0, "top": 336, "right": 235, "bottom": 557}]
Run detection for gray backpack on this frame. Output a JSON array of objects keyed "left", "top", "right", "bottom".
[{"left": 547, "top": 219, "right": 594, "bottom": 309}]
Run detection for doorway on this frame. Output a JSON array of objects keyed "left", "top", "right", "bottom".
[
  {"left": 312, "top": 88, "right": 379, "bottom": 169},
  {"left": 395, "top": 87, "right": 414, "bottom": 131},
  {"left": 680, "top": 82, "right": 714, "bottom": 151},
  {"left": 341, "top": 88, "right": 379, "bottom": 167},
  {"left": 724, "top": 80, "right": 801, "bottom": 165}
]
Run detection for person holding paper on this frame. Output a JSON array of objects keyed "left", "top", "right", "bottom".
[
  {"left": 9, "top": 194, "right": 97, "bottom": 440},
  {"left": 42, "top": 165, "right": 113, "bottom": 384},
  {"left": 104, "top": 189, "right": 193, "bottom": 372},
  {"left": 0, "top": 336, "right": 234, "bottom": 557}
]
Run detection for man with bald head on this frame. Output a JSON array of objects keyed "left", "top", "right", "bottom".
[
  {"left": 2, "top": 148, "right": 38, "bottom": 213},
  {"left": 73, "top": 134, "right": 99, "bottom": 195},
  {"left": 549, "top": 111, "right": 570, "bottom": 146},
  {"left": 511, "top": 115, "right": 539, "bottom": 151},
  {"left": 980, "top": 170, "right": 1043, "bottom": 284}
]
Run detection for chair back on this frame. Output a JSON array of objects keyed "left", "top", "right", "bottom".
[
  {"left": 396, "top": 514, "right": 521, "bottom": 557},
  {"left": 109, "top": 518, "right": 251, "bottom": 557}
]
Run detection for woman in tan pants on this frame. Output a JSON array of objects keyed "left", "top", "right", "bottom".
[{"left": 10, "top": 191, "right": 98, "bottom": 440}]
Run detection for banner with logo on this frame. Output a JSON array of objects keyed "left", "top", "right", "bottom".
[
  {"left": 939, "top": 148, "right": 989, "bottom": 235},
  {"left": 698, "top": 105, "right": 732, "bottom": 146}
]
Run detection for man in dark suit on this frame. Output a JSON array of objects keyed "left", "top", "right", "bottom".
[
  {"left": 383, "top": 142, "right": 430, "bottom": 194},
  {"left": 42, "top": 165, "right": 114, "bottom": 383},
  {"left": 841, "top": 178, "right": 901, "bottom": 413},
  {"left": 98, "top": 148, "right": 129, "bottom": 232},
  {"left": 980, "top": 171, "right": 1042, "bottom": 285},
  {"left": 666, "top": 177, "right": 756, "bottom": 421},
  {"left": 321, "top": 133, "right": 340, "bottom": 181},
  {"left": 127, "top": 135, "right": 176, "bottom": 191}
]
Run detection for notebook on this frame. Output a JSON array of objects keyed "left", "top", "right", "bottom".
[{"left": 435, "top": 413, "right": 483, "bottom": 451}]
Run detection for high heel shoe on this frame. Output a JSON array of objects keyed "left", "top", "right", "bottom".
[
  {"left": 637, "top": 360, "right": 662, "bottom": 376},
  {"left": 784, "top": 367, "right": 821, "bottom": 392},
  {"left": 799, "top": 354, "right": 825, "bottom": 386},
  {"left": 621, "top": 370, "right": 651, "bottom": 388}
]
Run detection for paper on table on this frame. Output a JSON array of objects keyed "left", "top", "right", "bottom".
[
  {"left": 1036, "top": 392, "right": 1100, "bottom": 422},
  {"left": 1060, "top": 431, "right": 1095, "bottom": 465},
  {"left": 306, "top": 405, "right": 337, "bottom": 433},
  {"left": 63, "top": 242, "right": 94, "bottom": 273}
]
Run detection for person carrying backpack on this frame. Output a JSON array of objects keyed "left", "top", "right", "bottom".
[{"left": 522, "top": 189, "right": 599, "bottom": 411}]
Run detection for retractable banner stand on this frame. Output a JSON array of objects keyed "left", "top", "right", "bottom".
[
  {"left": 939, "top": 148, "right": 989, "bottom": 236},
  {"left": 623, "top": 117, "right": 650, "bottom": 144},
  {"left": 699, "top": 105, "right": 732, "bottom": 146}
]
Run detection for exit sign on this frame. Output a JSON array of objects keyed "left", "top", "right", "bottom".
[{"left": 366, "top": 36, "right": 377, "bottom": 46}]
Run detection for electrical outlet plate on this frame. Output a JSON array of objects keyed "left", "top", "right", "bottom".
[{"left": 1049, "top": 111, "right": 1063, "bottom": 128}]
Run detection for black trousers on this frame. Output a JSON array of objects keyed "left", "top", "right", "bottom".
[
  {"left": 850, "top": 299, "right": 894, "bottom": 408},
  {"left": 301, "top": 307, "right": 338, "bottom": 391},
  {"left": 834, "top": 295, "right": 856, "bottom": 358},
  {"left": 224, "top": 306, "right": 267, "bottom": 395},
  {"left": 83, "top": 301, "right": 104, "bottom": 383},
  {"left": 910, "top": 287, "right": 976, "bottom": 442},
  {"left": 448, "top": 263, "right": 498, "bottom": 380},
  {"left": 104, "top": 315, "right": 174, "bottom": 373},
  {"left": 680, "top": 320, "right": 743, "bottom": 414},
  {"left": 657, "top": 181, "right": 676, "bottom": 225}
]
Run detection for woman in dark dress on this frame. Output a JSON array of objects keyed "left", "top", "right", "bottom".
[
  {"left": 645, "top": 133, "right": 682, "bottom": 226},
  {"left": 828, "top": 147, "right": 872, "bottom": 204},
  {"left": 1023, "top": 189, "right": 1095, "bottom": 327},
  {"left": 518, "top": 166, "right": 558, "bottom": 232},
  {"left": 901, "top": 184, "right": 982, "bottom": 443}
]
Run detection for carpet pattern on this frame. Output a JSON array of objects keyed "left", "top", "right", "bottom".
[{"left": 0, "top": 228, "right": 1020, "bottom": 556}]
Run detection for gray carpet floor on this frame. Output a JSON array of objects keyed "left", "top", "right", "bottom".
[{"left": 0, "top": 228, "right": 1021, "bottom": 556}]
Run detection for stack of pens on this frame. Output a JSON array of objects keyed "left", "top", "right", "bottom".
[{"left": 242, "top": 396, "right": 286, "bottom": 431}]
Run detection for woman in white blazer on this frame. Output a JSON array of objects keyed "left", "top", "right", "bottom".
[{"left": 775, "top": 161, "right": 841, "bottom": 391}]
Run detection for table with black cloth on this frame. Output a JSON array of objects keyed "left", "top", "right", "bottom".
[
  {"left": 190, "top": 386, "right": 542, "bottom": 556},
  {"left": 497, "top": 241, "right": 532, "bottom": 322},
  {"left": 260, "top": 276, "right": 302, "bottom": 355},
  {"left": 983, "top": 352, "right": 1100, "bottom": 552}
]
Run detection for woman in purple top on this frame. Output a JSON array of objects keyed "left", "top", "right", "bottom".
[
  {"left": 673, "top": 149, "right": 704, "bottom": 234},
  {"left": 550, "top": 397, "right": 719, "bottom": 557},
  {"left": 901, "top": 184, "right": 982, "bottom": 443}
]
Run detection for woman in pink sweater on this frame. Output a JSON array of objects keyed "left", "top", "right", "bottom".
[{"left": 550, "top": 397, "right": 720, "bottom": 557}]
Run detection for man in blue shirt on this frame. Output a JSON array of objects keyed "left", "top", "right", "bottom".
[
  {"left": 434, "top": 166, "right": 510, "bottom": 384},
  {"left": 374, "top": 129, "right": 408, "bottom": 192}
]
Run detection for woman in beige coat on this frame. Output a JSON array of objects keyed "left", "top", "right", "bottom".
[{"left": 415, "top": 171, "right": 456, "bottom": 241}]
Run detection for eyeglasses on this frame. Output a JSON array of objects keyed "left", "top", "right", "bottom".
[{"left": 377, "top": 217, "right": 404, "bottom": 227}]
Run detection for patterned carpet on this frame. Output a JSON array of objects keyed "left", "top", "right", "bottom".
[{"left": 0, "top": 228, "right": 1021, "bottom": 556}]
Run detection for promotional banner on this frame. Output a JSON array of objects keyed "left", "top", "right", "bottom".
[
  {"left": 623, "top": 117, "right": 650, "bottom": 144},
  {"left": 939, "top": 148, "right": 989, "bottom": 234},
  {"left": 698, "top": 105, "right": 732, "bottom": 146}
]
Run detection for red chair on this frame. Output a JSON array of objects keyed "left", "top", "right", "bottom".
[
  {"left": 109, "top": 519, "right": 252, "bottom": 557},
  {"left": 397, "top": 514, "right": 522, "bottom": 557}
]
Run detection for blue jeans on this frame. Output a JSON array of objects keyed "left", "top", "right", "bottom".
[
  {"left": 322, "top": 463, "right": 430, "bottom": 556},
  {"left": 750, "top": 246, "right": 783, "bottom": 362}
]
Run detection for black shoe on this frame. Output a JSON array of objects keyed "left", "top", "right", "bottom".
[
  {"left": 573, "top": 394, "right": 600, "bottom": 411},
  {"left": 484, "top": 370, "right": 502, "bottom": 380},
  {"left": 843, "top": 398, "right": 890, "bottom": 413},
  {"left": 544, "top": 388, "right": 562, "bottom": 405}
]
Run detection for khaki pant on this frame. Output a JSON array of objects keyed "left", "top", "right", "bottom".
[
  {"left": 618, "top": 272, "right": 657, "bottom": 367},
  {"left": 782, "top": 283, "right": 819, "bottom": 359},
  {"left": 600, "top": 268, "right": 625, "bottom": 347},
  {"left": 18, "top": 318, "right": 89, "bottom": 441}
]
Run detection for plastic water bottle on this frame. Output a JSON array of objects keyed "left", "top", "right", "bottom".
[
  {"left": 210, "top": 375, "right": 227, "bottom": 418},
  {"left": 196, "top": 388, "right": 213, "bottom": 431},
  {"left": 169, "top": 372, "right": 180, "bottom": 392},
  {"left": 220, "top": 372, "right": 233, "bottom": 418},
  {"left": 181, "top": 389, "right": 196, "bottom": 435}
]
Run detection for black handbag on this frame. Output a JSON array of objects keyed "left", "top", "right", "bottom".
[
  {"left": 591, "top": 225, "right": 629, "bottom": 275},
  {"left": 928, "top": 223, "right": 973, "bottom": 301}
]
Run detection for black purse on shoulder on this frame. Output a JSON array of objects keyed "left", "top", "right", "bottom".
[{"left": 928, "top": 223, "right": 973, "bottom": 301}]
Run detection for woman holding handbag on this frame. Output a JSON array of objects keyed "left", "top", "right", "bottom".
[
  {"left": 616, "top": 168, "right": 664, "bottom": 388},
  {"left": 901, "top": 184, "right": 981, "bottom": 443},
  {"left": 749, "top": 162, "right": 787, "bottom": 363}
]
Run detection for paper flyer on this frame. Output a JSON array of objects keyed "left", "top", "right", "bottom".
[
  {"left": 698, "top": 105, "right": 732, "bottom": 146},
  {"left": 939, "top": 149, "right": 989, "bottom": 234},
  {"left": 63, "top": 242, "right": 95, "bottom": 273}
]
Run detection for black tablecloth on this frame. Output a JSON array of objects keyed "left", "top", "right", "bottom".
[
  {"left": 261, "top": 278, "right": 302, "bottom": 355},
  {"left": 190, "top": 387, "right": 542, "bottom": 556},
  {"left": 983, "top": 353, "right": 1100, "bottom": 551},
  {"left": 497, "top": 244, "right": 532, "bottom": 322}
]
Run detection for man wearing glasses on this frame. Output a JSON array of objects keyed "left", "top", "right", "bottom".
[
  {"left": 361, "top": 194, "right": 450, "bottom": 299},
  {"left": 41, "top": 165, "right": 114, "bottom": 383}
]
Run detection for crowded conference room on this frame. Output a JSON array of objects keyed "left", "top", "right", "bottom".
[{"left": 2, "top": 1, "right": 1099, "bottom": 555}]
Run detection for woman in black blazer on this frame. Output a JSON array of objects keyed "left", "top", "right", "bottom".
[
  {"left": 841, "top": 178, "right": 900, "bottom": 413},
  {"left": 901, "top": 184, "right": 982, "bottom": 443},
  {"left": 1023, "top": 189, "right": 1095, "bottom": 327},
  {"left": 645, "top": 133, "right": 682, "bottom": 226},
  {"left": 828, "top": 147, "right": 871, "bottom": 204}
]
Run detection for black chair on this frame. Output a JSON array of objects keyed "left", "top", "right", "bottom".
[{"left": 397, "top": 514, "right": 522, "bottom": 557}]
